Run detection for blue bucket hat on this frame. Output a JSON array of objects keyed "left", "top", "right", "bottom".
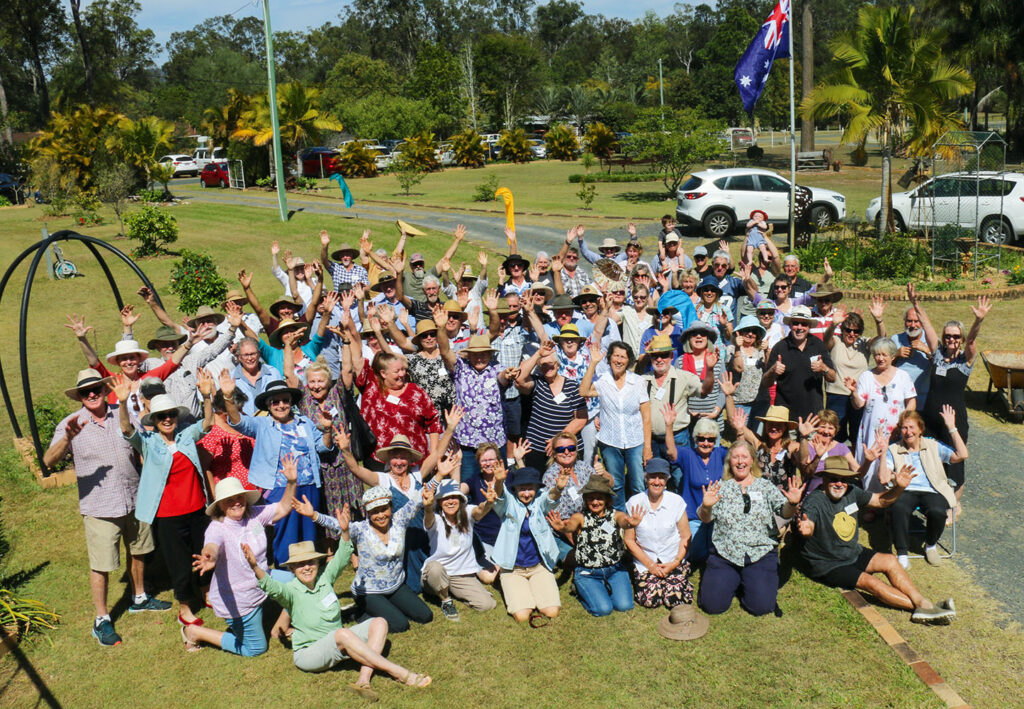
[
  {"left": 734, "top": 314, "right": 766, "bottom": 337},
  {"left": 510, "top": 467, "right": 542, "bottom": 488},
  {"left": 696, "top": 274, "right": 722, "bottom": 294},
  {"left": 436, "top": 479, "right": 467, "bottom": 502}
]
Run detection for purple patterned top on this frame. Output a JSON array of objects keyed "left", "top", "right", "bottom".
[{"left": 453, "top": 357, "right": 507, "bottom": 448}]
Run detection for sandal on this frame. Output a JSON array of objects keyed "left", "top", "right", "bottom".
[
  {"left": 347, "top": 682, "right": 379, "bottom": 702},
  {"left": 528, "top": 610, "right": 549, "bottom": 629},
  {"left": 402, "top": 671, "right": 432, "bottom": 688},
  {"left": 180, "top": 625, "right": 202, "bottom": 653}
]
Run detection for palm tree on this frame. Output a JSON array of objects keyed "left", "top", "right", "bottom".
[
  {"left": 200, "top": 89, "right": 250, "bottom": 150},
  {"left": 800, "top": 5, "right": 974, "bottom": 232},
  {"left": 232, "top": 82, "right": 343, "bottom": 179},
  {"left": 106, "top": 115, "right": 175, "bottom": 187},
  {"left": 564, "top": 85, "right": 595, "bottom": 132}
]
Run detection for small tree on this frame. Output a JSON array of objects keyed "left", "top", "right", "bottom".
[
  {"left": 169, "top": 249, "right": 230, "bottom": 315},
  {"left": 576, "top": 177, "right": 596, "bottom": 210},
  {"left": 583, "top": 123, "right": 618, "bottom": 169},
  {"left": 396, "top": 131, "right": 440, "bottom": 172},
  {"left": 337, "top": 140, "right": 379, "bottom": 177},
  {"left": 125, "top": 205, "right": 178, "bottom": 257},
  {"left": 450, "top": 128, "right": 487, "bottom": 167},
  {"left": 29, "top": 155, "right": 77, "bottom": 217},
  {"left": 497, "top": 128, "right": 533, "bottom": 163},
  {"left": 544, "top": 123, "right": 580, "bottom": 160},
  {"left": 151, "top": 162, "right": 176, "bottom": 199},
  {"left": 95, "top": 164, "right": 136, "bottom": 235},
  {"left": 624, "top": 108, "right": 724, "bottom": 197},
  {"left": 391, "top": 152, "right": 426, "bottom": 195}
]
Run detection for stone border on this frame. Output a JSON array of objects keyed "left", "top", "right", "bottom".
[
  {"left": 14, "top": 437, "right": 76, "bottom": 489},
  {"left": 841, "top": 590, "right": 970, "bottom": 708},
  {"left": 839, "top": 283, "right": 1024, "bottom": 302}
]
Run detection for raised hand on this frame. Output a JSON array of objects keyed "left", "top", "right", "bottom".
[
  {"left": 512, "top": 437, "right": 532, "bottom": 460},
  {"left": 772, "top": 355, "right": 786, "bottom": 376},
  {"left": 797, "top": 413, "right": 820, "bottom": 439},
  {"left": 971, "top": 295, "right": 991, "bottom": 320},
  {"left": 137, "top": 286, "right": 156, "bottom": 304},
  {"left": 120, "top": 304, "right": 140, "bottom": 329},
  {"left": 237, "top": 269, "right": 253, "bottom": 289},
  {"left": 729, "top": 406, "right": 748, "bottom": 434},
  {"left": 283, "top": 250, "right": 295, "bottom": 270},
  {"left": 482, "top": 479, "right": 498, "bottom": 504},
  {"left": 280, "top": 452, "right": 299, "bottom": 483},
  {"left": 64, "top": 416, "right": 85, "bottom": 441},
  {"left": 483, "top": 288, "right": 500, "bottom": 312},
  {"left": 894, "top": 464, "right": 914, "bottom": 489},
  {"left": 431, "top": 304, "right": 447, "bottom": 329},
  {"left": 907, "top": 282, "right": 918, "bottom": 304},
  {"left": 225, "top": 300, "right": 244, "bottom": 328},
  {"left": 823, "top": 257, "right": 833, "bottom": 279},
  {"left": 436, "top": 449, "right": 461, "bottom": 479},
  {"left": 589, "top": 341, "right": 604, "bottom": 362},
  {"left": 352, "top": 283, "right": 365, "bottom": 302},
  {"left": 796, "top": 514, "right": 814, "bottom": 537},
  {"left": 332, "top": 422, "right": 351, "bottom": 450},
  {"left": 421, "top": 484, "right": 435, "bottom": 507},
  {"left": 192, "top": 549, "right": 217, "bottom": 574},
  {"left": 843, "top": 376, "right": 858, "bottom": 394},
  {"left": 291, "top": 494, "right": 316, "bottom": 518},
  {"left": 218, "top": 368, "right": 236, "bottom": 396},
  {"left": 660, "top": 402, "right": 676, "bottom": 427},
  {"left": 868, "top": 296, "right": 885, "bottom": 322},
  {"left": 240, "top": 543, "right": 259, "bottom": 570},
  {"left": 376, "top": 303, "right": 395, "bottom": 324},
  {"left": 939, "top": 404, "right": 958, "bottom": 431},
  {"left": 625, "top": 504, "right": 646, "bottom": 528},
  {"left": 358, "top": 230, "right": 371, "bottom": 252},
  {"left": 504, "top": 226, "right": 516, "bottom": 247},
  {"left": 196, "top": 367, "right": 215, "bottom": 397},
  {"left": 705, "top": 346, "right": 720, "bottom": 371},
  {"left": 593, "top": 460, "right": 611, "bottom": 481},
  {"left": 320, "top": 230, "right": 331, "bottom": 247},
  {"left": 550, "top": 255, "right": 563, "bottom": 272},
  {"left": 545, "top": 510, "right": 566, "bottom": 532},
  {"left": 65, "top": 313, "right": 93, "bottom": 338},
  {"left": 317, "top": 404, "right": 334, "bottom": 430},
  {"left": 192, "top": 323, "right": 215, "bottom": 343},
  {"left": 718, "top": 371, "right": 736, "bottom": 397},
  {"left": 702, "top": 481, "right": 722, "bottom": 508},
  {"left": 334, "top": 503, "right": 351, "bottom": 532},
  {"left": 477, "top": 251, "right": 487, "bottom": 268},
  {"left": 109, "top": 373, "right": 131, "bottom": 401},
  {"left": 272, "top": 240, "right": 281, "bottom": 256},
  {"left": 783, "top": 476, "right": 806, "bottom": 504},
  {"left": 626, "top": 222, "right": 637, "bottom": 238},
  {"left": 444, "top": 404, "right": 465, "bottom": 430},
  {"left": 492, "top": 461, "right": 509, "bottom": 483},
  {"left": 565, "top": 226, "right": 577, "bottom": 244}
]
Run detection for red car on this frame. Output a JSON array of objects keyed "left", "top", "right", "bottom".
[
  {"left": 199, "top": 162, "right": 230, "bottom": 188},
  {"left": 299, "top": 147, "right": 342, "bottom": 177}
]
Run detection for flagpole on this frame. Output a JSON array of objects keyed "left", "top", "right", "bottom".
[{"left": 787, "top": 0, "right": 796, "bottom": 251}]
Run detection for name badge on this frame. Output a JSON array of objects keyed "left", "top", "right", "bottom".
[
  {"left": 321, "top": 591, "right": 339, "bottom": 609},
  {"left": 654, "top": 387, "right": 667, "bottom": 401},
  {"left": 809, "top": 354, "right": 821, "bottom": 364},
  {"left": 328, "top": 406, "right": 339, "bottom": 418},
  {"left": 775, "top": 450, "right": 786, "bottom": 462},
  {"left": 745, "top": 356, "right": 758, "bottom": 366},
  {"left": 566, "top": 486, "right": 581, "bottom": 502},
  {"left": 844, "top": 502, "right": 859, "bottom": 515},
  {"left": 386, "top": 394, "right": 401, "bottom": 405},
  {"left": 748, "top": 490, "right": 764, "bottom": 503},
  {"left": 600, "top": 520, "right": 616, "bottom": 534},
  {"left": 935, "top": 367, "right": 947, "bottom": 377},
  {"left": 552, "top": 392, "right": 566, "bottom": 404}
]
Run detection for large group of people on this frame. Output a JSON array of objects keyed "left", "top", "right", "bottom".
[{"left": 46, "top": 215, "right": 991, "bottom": 696}]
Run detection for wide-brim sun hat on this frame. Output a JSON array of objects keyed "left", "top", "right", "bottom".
[
  {"left": 822, "top": 456, "right": 859, "bottom": 478},
  {"left": 105, "top": 339, "right": 150, "bottom": 365},
  {"left": 284, "top": 540, "right": 328, "bottom": 565},
  {"left": 330, "top": 243, "right": 359, "bottom": 260},
  {"left": 206, "top": 477, "right": 262, "bottom": 516},
  {"left": 443, "top": 301, "right": 469, "bottom": 320},
  {"left": 64, "top": 368, "right": 111, "bottom": 399},
  {"left": 501, "top": 254, "right": 530, "bottom": 272},
  {"left": 657, "top": 603, "right": 710, "bottom": 641},
  {"left": 646, "top": 303, "right": 679, "bottom": 316},
  {"left": 645, "top": 334, "right": 676, "bottom": 354},
  {"left": 185, "top": 305, "right": 226, "bottom": 330},
  {"left": 757, "top": 405, "right": 797, "bottom": 429},
  {"left": 221, "top": 289, "right": 248, "bottom": 307},
  {"left": 412, "top": 320, "right": 438, "bottom": 342},
  {"left": 436, "top": 479, "right": 467, "bottom": 502},
  {"left": 462, "top": 334, "right": 496, "bottom": 354},
  {"left": 141, "top": 394, "right": 190, "bottom": 427},
  {"left": 268, "top": 295, "right": 302, "bottom": 318},
  {"left": 554, "top": 324, "right": 585, "bottom": 341},
  {"left": 696, "top": 274, "right": 722, "bottom": 294},
  {"left": 377, "top": 434, "right": 424, "bottom": 463},
  {"left": 268, "top": 319, "right": 309, "bottom": 349},
  {"left": 734, "top": 315, "right": 766, "bottom": 337},
  {"left": 783, "top": 305, "right": 816, "bottom": 326},
  {"left": 598, "top": 237, "right": 621, "bottom": 253},
  {"left": 254, "top": 380, "right": 303, "bottom": 411},
  {"left": 550, "top": 294, "right": 575, "bottom": 311},
  {"left": 371, "top": 275, "right": 398, "bottom": 293},
  {"left": 529, "top": 282, "right": 554, "bottom": 300},
  {"left": 362, "top": 485, "right": 394, "bottom": 513},
  {"left": 147, "top": 325, "right": 187, "bottom": 350},
  {"left": 749, "top": 209, "right": 768, "bottom": 222},
  {"left": 572, "top": 285, "right": 601, "bottom": 306},
  {"left": 681, "top": 321, "right": 719, "bottom": 344},
  {"left": 810, "top": 285, "right": 843, "bottom": 302},
  {"left": 579, "top": 476, "right": 614, "bottom": 498}
]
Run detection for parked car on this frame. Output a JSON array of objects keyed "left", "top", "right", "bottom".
[
  {"left": 676, "top": 167, "right": 847, "bottom": 238},
  {"left": 435, "top": 143, "right": 457, "bottom": 166},
  {"left": 157, "top": 154, "right": 199, "bottom": 177},
  {"left": 192, "top": 146, "right": 227, "bottom": 170},
  {"left": 199, "top": 162, "right": 231, "bottom": 188},
  {"left": 865, "top": 171, "right": 1023, "bottom": 244},
  {"left": 364, "top": 144, "right": 394, "bottom": 170},
  {"left": 298, "top": 147, "right": 342, "bottom": 177},
  {"left": 528, "top": 139, "right": 546, "bottom": 159},
  {"left": 0, "top": 173, "right": 25, "bottom": 204}
]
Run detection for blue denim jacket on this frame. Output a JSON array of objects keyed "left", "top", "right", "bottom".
[
  {"left": 492, "top": 487, "right": 559, "bottom": 571},
  {"left": 129, "top": 421, "right": 206, "bottom": 525},
  {"left": 229, "top": 413, "right": 331, "bottom": 490}
]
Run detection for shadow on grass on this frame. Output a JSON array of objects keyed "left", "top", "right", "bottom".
[{"left": 612, "top": 191, "right": 674, "bottom": 204}]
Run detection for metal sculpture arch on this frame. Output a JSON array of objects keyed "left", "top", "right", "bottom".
[{"left": 0, "top": 230, "right": 163, "bottom": 477}]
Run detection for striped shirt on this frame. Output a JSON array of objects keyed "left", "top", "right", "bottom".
[{"left": 525, "top": 377, "right": 584, "bottom": 451}]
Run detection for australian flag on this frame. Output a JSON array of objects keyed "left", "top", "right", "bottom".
[{"left": 734, "top": 0, "right": 791, "bottom": 115}]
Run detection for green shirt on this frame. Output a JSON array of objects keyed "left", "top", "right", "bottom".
[{"left": 257, "top": 540, "right": 354, "bottom": 651}]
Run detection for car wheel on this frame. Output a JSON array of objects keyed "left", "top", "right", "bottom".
[
  {"left": 199, "top": 179, "right": 207, "bottom": 189},
  {"left": 220, "top": 179, "right": 228, "bottom": 188},
  {"left": 874, "top": 211, "right": 906, "bottom": 233},
  {"left": 810, "top": 204, "right": 834, "bottom": 230},
  {"left": 702, "top": 209, "right": 734, "bottom": 239},
  {"left": 980, "top": 216, "right": 1014, "bottom": 245}
]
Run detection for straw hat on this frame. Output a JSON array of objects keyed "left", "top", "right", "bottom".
[
  {"left": 529, "top": 282, "right": 554, "bottom": 301},
  {"left": 64, "top": 369, "right": 111, "bottom": 399},
  {"left": 462, "top": 334, "right": 496, "bottom": 354},
  {"left": 458, "top": 266, "right": 477, "bottom": 284},
  {"left": 822, "top": 456, "right": 859, "bottom": 478},
  {"left": 377, "top": 434, "right": 424, "bottom": 463},
  {"left": 146, "top": 325, "right": 187, "bottom": 350},
  {"left": 206, "top": 477, "right": 262, "bottom": 516},
  {"left": 253, "top": 380, "right": 303, "bottom": 411},
  {"left": 105, "top": 339, "right": 150, "bottom": 365},
  {"left": 268, "top": 319, "right": 309, "bottom": 348},
  {"left": 645, "top": 334, "right": 676, "bottom": 354},
  {"left": 186, "top": 305, "right": 226, "bottom": 330},
  {"left": 330, "top": 243, "right": 359, "bottom": 260},
  {"left": 221, "top": 289, "right": 247, "bottom": 307},
  {"left": 362, "top": 485, "right": 393, "bottom": 513},
  {"left": 141, "top": 394, "right": 190, "bottom": 427},
  {"left": 553, "top": 324, "right": 585, "bottom": 341},
  {"left": 598, "top": 237, "right": 621, "bottom": 253},
  {"left": 442, "top": 301, "right": 469, "bottom": 321},
  {"left": 783, "top": 305, "right": 816, "bottom": 326},
  {"left": 757, "top": 405, "right": 796, "bottom": 429},
  {"left": 657, "top": 603, "right": 709, "bottom": 641},
  {"left": 283, "top": 540, "right": 327, "bottom": 566},
  {"left": 268, "top": 295, "right": 302, "bottom": 318},
  {"left": 411, "top": 320, "right": 438, "bottom": 343},
  {"left": 572, "top": 284, "right": 601, "bottom": 306},
  {"left": 396, "top": 219, "right": 426, "bottom": 236}
]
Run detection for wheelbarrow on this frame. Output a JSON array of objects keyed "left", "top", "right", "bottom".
[{"left": 980, "top": 350, "right": 1024, "bottom": 423}]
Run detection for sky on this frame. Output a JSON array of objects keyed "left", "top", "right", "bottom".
[{"left": 133, "top": 0, "right": 684, "bottom": 50}]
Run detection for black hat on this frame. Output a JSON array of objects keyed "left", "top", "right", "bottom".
[
  {"left": 254, "top": 380, "right": 303, "bottom": 411},
  {"left": 510, "top": 467, "right": 542, "bottom": 488}
]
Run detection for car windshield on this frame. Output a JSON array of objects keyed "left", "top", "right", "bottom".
[{"left": 681, "top": 176, "right": 703, "bottom": 191}]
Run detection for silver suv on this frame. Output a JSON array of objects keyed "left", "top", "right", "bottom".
[
  {"left": 865, "top": 171, "right": 1023, "bottom": 244},
  {"left": 676, "top": 167, "right": 847, "bottom": 238}
]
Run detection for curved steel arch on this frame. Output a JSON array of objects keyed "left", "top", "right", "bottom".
[{"left": 0, "top": 230, "right": 163, "bottom": 476}]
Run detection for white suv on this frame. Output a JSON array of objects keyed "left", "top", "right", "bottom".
[
  {"left": 676, "top": 167, "right": 847, "bottom": 238},
  {"left": 865, "top": 171, "right": 1023, "bottom": 244},
  {"left": 157, "top": 154, "right": 199, "bottom": 177}
]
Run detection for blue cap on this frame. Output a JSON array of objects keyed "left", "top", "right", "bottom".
[
  {"left": 644, "top": 458, "right": 671, "bottom": 476},
  {"left": 510, "top": 467, "right": 542, "bottom": 488},
  {"left": 696, "top": 274, "right": 722, "bottom": 294}
]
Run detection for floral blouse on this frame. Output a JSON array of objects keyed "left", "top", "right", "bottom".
[
  {"left": 709, "top": 478, "right": 788, "bottom": 566},
  {"left": 576, "top": 509, "right": 625, "bottom": 568},
  {"left": 756, "top": 444, "right": 798, "bottom": 487},
  {"left": 347, "top": 499, "right": 421, "bottom": 595},
  {"left": 356, "top": 360, "right": 442, "bottom": 463},
  {"left": 543, "top": 461, "right": 596, "bottom": 519},
  {"left": 452, "top": 357, "right": 507, "bottom": 448},
  {"left": 407, "top": 353, "right": 454, "bottom": 413}
]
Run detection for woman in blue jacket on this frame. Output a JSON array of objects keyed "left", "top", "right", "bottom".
[
  {"left": 219, "top": 372, "right": 334, "bottom": 568},
  {"left": 492, "top": 466, "right": 569, "bottom": 623}
]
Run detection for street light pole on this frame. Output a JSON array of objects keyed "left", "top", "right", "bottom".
[
  {"left": 261, "top": 0, "right": 288, "bottom": 222},
  {"left": 658, "top": 58, "right": 665, "bottom": 126}
]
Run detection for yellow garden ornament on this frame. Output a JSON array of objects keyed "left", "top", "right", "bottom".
[{"left": 494, "top": 187, "right": 515, "bottom": 245}]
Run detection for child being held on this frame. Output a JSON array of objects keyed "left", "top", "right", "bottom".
[{"left": 743, "top": 210, "right": 773, "bottom": 266}]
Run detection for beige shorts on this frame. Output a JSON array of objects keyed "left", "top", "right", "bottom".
[
  {"left": 293, "top": 619, "right": 373, "bottom": 673},
  {"left": 499, "top": 564, "right": 560, "bottom": 615},
  {"left": 83, "top": 514, "right": 155, "bottom": 573}
]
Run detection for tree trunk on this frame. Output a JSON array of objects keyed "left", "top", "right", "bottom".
[
  {"left": 0, "top": 68, "right": 12, "bottom": 144},
  {"left": 68, "top": 0, "right": 94, "bottom": 99},
  {"left": 30, "top": 52, "right": 50, "bottom": 118},
  {"left": 880, "top": 136, "right": 892, "bottom": 234},
  {"left": 800, "top": 0, "right": 815, "bottom": 151}
]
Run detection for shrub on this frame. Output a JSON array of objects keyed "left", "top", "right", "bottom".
[
  {"left": 583, "top": 122, "right": 619, "bottom": 166},
  {"left": 1005, "top": 258, "right": 1024, "bottom": 286},
  {"left": 544, "top": 123, "right": 580, "bottom": 161},
  {"left": 858, "top": 233, "right": 929, "bottom": 280},
  {"left": 0, "top": 196, "right": 11, "bottom": 208},
  {"left": 31, "top": 395, "right": 74, "bottom": 472},
  {"left": 169, "top": 249, "right": 230, "bottom": 315},
  {"left": 337, "top": 140, "right": 379, "bottom": 177},
  {"left": 95, "top": 164, "right": 135, "bottom": 235},
  {"left": 497, "top": 128, "right": 533, "bottom": 163},
  {"left": 29, "top": 155, "right": 76, "bottom": 216},
  {"left": 71, "top": 192, "right": 102, "bottom": 226},
  {"left": 136, "top": 188, "right": 165, "bottom": 203},
  {"left": 568, "top": 172, "right": 661, "bottom": 183},
  {"left": 0, "top": 588, "right": 60, "bottom": 638},
  {"left": 450, "top": 129, "right": 487, "bottom": 168},
  {"left": 396, "top": 131, "right": 439, "bottom": 172},
  {"left": 394, "top": 165, "right": 425, "bottom": 196},
  {"left": 124, "top": 205, "right": 178, "bottom": 257},
  {"left": 577, "top": 178, "right": 596, "bottom": 210},
  {"left": 472, "top": 174, "right": 500, "bottom": 202},
  {"left": 293, "top": 176, "right": 318, "bottom": 191}
]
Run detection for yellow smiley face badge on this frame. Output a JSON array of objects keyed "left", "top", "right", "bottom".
[{"left": 832, "top": 511, "right": 857, "bottom": 542}]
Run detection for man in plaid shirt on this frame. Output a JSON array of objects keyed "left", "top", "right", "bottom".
[{"left": 319, "top": 229, "right": 369, "bottom": 288}]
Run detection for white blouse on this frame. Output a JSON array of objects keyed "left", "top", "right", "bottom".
[{"left": 594, "top": 371, "right": 649, "bottom": 449}]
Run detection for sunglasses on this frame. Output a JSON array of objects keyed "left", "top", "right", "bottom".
[
  {"left": 79, "top": 385, "right": 105, "bottom": 398},
  {"left": 694, "top": 254, "right": 707, "bottom": 260},
  {"left": 154, "top": 410, "right": 177, "bottom": 421},
  {"left": 612, "top": 290, "right": 626, "bottom": 295},
  {"left": 554, "top": 445, "right": 577, "bottom": 454},
  {"left": 267, "top": 397, "right": 292, "bottom": 406},
  {"left": 823, "top": 476, "right": 847, "bottom": 485},
  {"left": 650, "top": 352, "right": 673, "bottom": 360},
  {"left": 635, "top": 294, "right": 649, "bottom": 300},
  {"left": 695, "top": 436, "right": 716, "bottom": 443},
  {"left": 942, "top": 334, "right": 962, "bottom": 340},
  {"left": 774, "top": 285, "right": 791, "bottom": 291},
  {"left": 881, "top": 384, "right": 891, "bottom": 403},
  {"left": 742, "top": 491, "right": 751, "bottom": 514},
  {"left": 841, "top": 327, "right": 862, "bottom": 334}
]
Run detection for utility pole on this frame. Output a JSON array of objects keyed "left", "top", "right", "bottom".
[
  {"left": 658, "top": 58, "right": 665, "bottom": 127},
  {"left": 261, "top": 0, "right": 288, "bottom": 222}
]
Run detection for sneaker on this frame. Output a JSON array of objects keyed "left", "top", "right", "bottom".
[
  {"left": 441, "top": 599, "right": 460, "bottom": 622},
  {"left": 940, "top": 598, "right": 956, "bottom": 615},
  {"left": 129, "top": 594, "right": 172, "bottom": 613},
  {"left": 92, "top": 619, "right": 122, "bottom": 647},
  {"left": 910, "top": 606, "right": 954, "bottom": 625},
  {"left": 924, "top": 547, "right": 942, "bottom": 566},
  {"left": 898, "top": 555, "right": 911, "bottom": 570}
]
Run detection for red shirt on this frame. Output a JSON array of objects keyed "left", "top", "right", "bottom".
[
  {"left": 198, "top": 424, "right": 256, "bottom": 490},
  {"left": 96, "top": 359, "right": 180, "bottom": 405},
  {"left": 356, "top": 360, "right": 442, "bottom": 462},
  {"left": 156, "top": 451, "right": 206, "bottom": 517}
]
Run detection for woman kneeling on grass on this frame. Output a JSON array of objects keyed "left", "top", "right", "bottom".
[
  {"left": 185, "top": 461, "right": 298, "bottom": 654},
  {"left": 546, "top": 476, "right": 644, "bottom": 617},
  {"left": 242, "top": 526, "right": 432, "bottom": 700}
]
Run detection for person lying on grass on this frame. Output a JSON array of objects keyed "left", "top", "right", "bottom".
[
  {"left": 796, "top": 455, "right": 955, "bottom": 625},
  {"left": 241, "top": 519, "right": 432, "bottom": 701}
]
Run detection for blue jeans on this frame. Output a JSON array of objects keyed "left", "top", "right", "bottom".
[
  {"left": 650, "top": 429, "right": 690, "bottom": 493},
  {"left": 460, "top": 445, "right": 482, "bottom": 481},
  {"left": 573, "top": 564, "right": 634, "bottom": 616},
  {"left": 220, "top": 606, "right": 267, "bottom": 657},
  {"left": 688, "top": 519, "right": 713, "bottom": 563},
  {"left": 598, "top": 442, "right": 645, "bottom": 511}
]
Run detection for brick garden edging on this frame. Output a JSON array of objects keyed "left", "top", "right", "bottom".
[{"left": 838, "top": 283, "right": 1024, "bottom": 301}]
